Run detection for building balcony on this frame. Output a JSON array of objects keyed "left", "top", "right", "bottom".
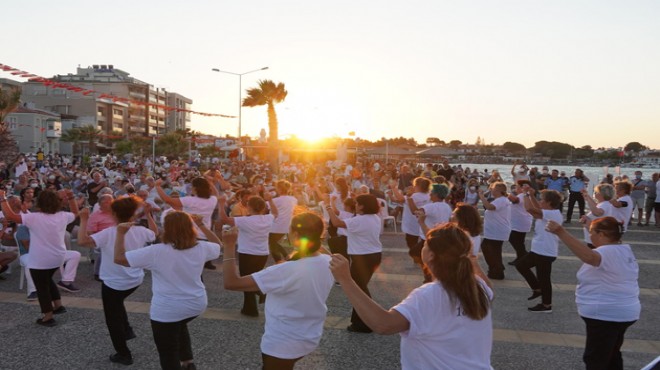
[
  {"left": 129, "top": 91, "right": 146, "bottom": 99},
  {"left": 46, "top": 129, "right": 61, "bottom": 138},
  {"left": 129, "top": 125, "right": 144, "bottom": 133},
  {"left": 113, "top": 114, "right": 124, "bottom": 120}
]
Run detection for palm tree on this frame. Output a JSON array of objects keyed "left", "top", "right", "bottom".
[
  {"left": 78, "top": 125, "right": 103, "bottom": 155},
  {"left": 242, "top": 79, "right": 287, "bottom": 173},
  {"left": 60, "top": 128, "right": 83, "bottom": 157},
  {"left": 0, "top": 88, "right": 21, "bottom": 164}
]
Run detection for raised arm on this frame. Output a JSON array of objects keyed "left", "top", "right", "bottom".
[
  {"left": 154, "top": 179, "right": 183, "bottom": 208},
  {"left": 191, "top": 214, "right": 222, "bottom": 245},
  {"left": 546, "top": 221, "right": 601, "bottom": 266},
  {"left": 478, "top": 189, "right": 496, "bottom": 211},
  {"left": 522, "top": 187, "right": 543, "bottom": 219},
  {"left": 329, "top": 254, "right": 410, "bottom": 335},
  {"left": 324, "top": 195, "right": 347, "bottom": 228},
  {"left": 221, "top": 227, "right": 260, "bottom": 291},
  {"left": 581, "top": 189, "right": 604, "bottom": 216},
  {"left": 216, "top": 196, "right": 235, "bottom": 226},
  {"left": 113, "top": 222, "right": 134, "bottom": 267},
  {"left": 262, "top": 188, "right": 278, "bottom": 219},
  {"left": 142, "top": 203, "right": 159, "bottom": 236},
  {"left": 76, "top": 208, "right": 96, "bottom": 247},
  {"left": 0, "top": 191, "right": 22, "bottom": 223}
]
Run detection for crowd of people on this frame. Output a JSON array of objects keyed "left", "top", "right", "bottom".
[{"left": 0, "top": 151, "right": 656, "bottom": 369}]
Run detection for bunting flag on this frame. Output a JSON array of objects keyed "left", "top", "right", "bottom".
[{"left": 0, "top": 62, "right": 236, "bottom": 118}]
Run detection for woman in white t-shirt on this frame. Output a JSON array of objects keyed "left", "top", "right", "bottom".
[
  {"left": 390, "top": 177, "right": 431, "bottom": 263},
  {"left": 547, "top": 217, "right": 640, "bottom": 370},
  {"left": 327, "top": 177, "right": 351, "bottom": 238},
  {"left": 326, "top": 194, "right": 383, "bottom": 333},
  {"left": 477, "top": 182, "right": 511, "bottom": 280},
  {"left": 77, "top": 197, "right": 157, "bottom": 366},
  {"left": 222, "top": 212, "right": 335, "bottom": 370},
  {"left": 506, "top": 180, "right": 534, "bottom": 266},
  {"left": 409, "top": 184, "right": 452, "bottom": 282},
  {"left": 155, "top": 177, "right": 218, "bottom": 270},
  {"left": 327, "top": 197, "right": 356, "bottom": 260},
  {"left": 330, "top": 223, "right": 494, "bottom": 370},
  {"left": 580, "top": 184, "right": 616, "bottom": 247},
  {"left": 268, "top": 180, "right": 299, "bottom": 262},
  {"left": 114, "top": 211, "right": 221, "bottom": 370},
  {"left": 452, "top": 203, "right": 483, "bottom": 257},
  {"left": 515, "top": 187, "right": 563, "bottom": 313},
  {"left": 218, "top": 193, "right": 277, "bottom": 317},
  {"left": 610, "top": 181, "right": 634, "bottom": 233},
  {"left": 0, "top": 189, "right": 79, "bottom": 327}
]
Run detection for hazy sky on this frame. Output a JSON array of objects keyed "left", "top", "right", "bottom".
[{"left": 2, "top": 1, "right": 659, "bottom": 149}]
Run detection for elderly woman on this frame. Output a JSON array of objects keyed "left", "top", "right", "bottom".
[
  {"left": 330, "top": 223, "right": 493, "bottom": 369},
  {"left": 391, "top": 177, "right": 431, "bottom": 264},
  {"left": 547, "top": 217, "right": 640, "bottom": 370},
  {"left": 114, "top": 211, "right": 221, "bottom": 370},
  {"left": 222, "top": 213, "right": 335, "bottom": 370},
  {"left": 0, "top": 189, "right": 79, "bottom": 326},
  {"left": 477, "top": 182, "right": 511, "bottom": 280},
  {"left": 580, "top": 183, "right": 616, "bottom": 248},
  {"left": 268, "top": 180, "right": 299, "bottom": 263}
]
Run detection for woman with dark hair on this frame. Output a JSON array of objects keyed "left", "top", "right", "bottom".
[
  {"left": 114, "top": 211, "right": 221, "bottom": 370},
  {"left": 77, "top": 196, "right": 158, "bottom": 365},
  {"left": 155, "top": 177, "right": 218, "bottom": 270},
  {"left": 547, "top": 217, "right": 640, "bottom": 370},
  {"left": 506, "top": 180, "right": 534, "bottom": 266},
  {"left": 217, "top": 193, "right": 278, "bottom": 317},
  {"left": 409, "top": 184, "right": 452, "bottom": 282},
  {"left": 477, "top": 182, "right": 511, "bottom": 280},
  {"left": 0, "top": 189, "right": 79, "bottom": 326},
  {"left": 452, "top": 203, "right": 483, "bottom": 256},
  {"left": 326, "top": 193, "right": 382, "bottom": 333},
  {"left": 222, "top": 212, "right": 335, "bottom": 370},
  {"left": 268, "top": 180, "right": 298, "bottom": 262},
  {"left": 330, "top": 223, "right": 493, "bottom": 369},
  {"left": 391, "top": 177, "right": 431, "bottom": 262},
  {"left": 515, "top": 187, "right": 563, "bottom": 312},
  {"left": 327, "top": 177, "right": 351, "bottom": 237}
]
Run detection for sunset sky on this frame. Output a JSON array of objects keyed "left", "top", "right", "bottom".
[{"left": 2, "top": 1, "right": 659, "bottom": 149}]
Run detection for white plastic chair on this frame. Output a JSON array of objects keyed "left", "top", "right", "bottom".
[{"left": 378, "top": 198, "right": 397, "bottom": 233}]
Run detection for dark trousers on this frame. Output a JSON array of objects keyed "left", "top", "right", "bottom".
[
  {"left": 268, "top": 233, "right": 288, "bottom": 262},
  {"left": 151, "top": 316, "right": 196, "bottom": 370},
  {"left": 481, "top": 239, "right": 505, "bottom": 278},
  {"left": 515, "top": 252, "right": 556, "bottom": 305},
  {"left": 102, "top": 283, "right": 138, "bottom": 356},
  {"left": 508, "top": 231, "right": 528, "bottom": 259},
  {"left": 566, "top": 191, "right": 586, "bottom": 221},
  {"left": 262, "top": 353, "right": 302, "bottom": 370},
  {"left": 238, "top": 253, "right": 268, "bottom": 315},
  {"left": 29, "top": 267, "right": 61, "bottom": 313},
  {"left": 328, "top": 235, "right": 348, "bottom": 259},
  {"left": 349, "top": 252, "right": 382, "bottom": 332},
  {"left": 582, "top": 317, "right": 636, "bottom": 370}
]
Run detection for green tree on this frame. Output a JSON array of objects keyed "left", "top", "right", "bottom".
[
  {"left": 242, "top": 80, "right": 288, "bottom": 173},
  {"left": 449, "top": 140, "right": 462, "bottom": 149},
  {"left": 0, "top": 88, "right": 21, "bottom": 163},
  {"left": 60, "top": 128, "right": 83, "bottom": 157},
  {"left": 502, "top": 141, "right": 527, "bottom": 153},
  {"left": 156, "top": 132, "right": 188, "bottom": 158},
  {"left": 624, "top": 142, "right": 647, "bottom": 152}
]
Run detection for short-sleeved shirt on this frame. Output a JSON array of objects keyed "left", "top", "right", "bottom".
[
  {"left": 530, "top": 209, "right": 563, "bottom": 257},
  {"left": 180, "top": 196, "right": 218, "bottom": 240},
  {"left": 344, "top": 214, "right": 383, "bottom": 255},
  {"left": 252, "top": 254, "right": 334, "bottom": 359},
  {"left": 483, "top": 197, "right": 511, "bottom": 241},
  {"left": 401, "top": 193, "right": 431, "bottom": 236},
  {"left": 22, "top": 211, "right": 76, "bottom": 269},
  {"left": 270, "top": 195, "right": 298, "bottom": 234},
  {"left": 419, "top": 202, "right": 452, "bottom": 240},
  {"left": 235, "top": 214, "right": 274, "bottom": 255},
  {"left": 510, "top": 193, "right": 533, "bottom": 233},
  {"left": 126, "top": 241, "right": 220, "bottom": 322}
]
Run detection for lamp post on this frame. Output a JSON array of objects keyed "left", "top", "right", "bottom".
[{"left": 211, "top": 66, "right": 268, "bottom": 159}]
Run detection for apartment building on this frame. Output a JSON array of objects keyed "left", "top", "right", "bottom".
[
  {"left": 166, "top": 92, "right": 192, "bottom": 132},
  {"left": 6, "top": 104, "right": 61, "bottom": 154}
]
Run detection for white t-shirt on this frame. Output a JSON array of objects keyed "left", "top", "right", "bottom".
[
  {"left": 530, "top": 209, "right": 563, "bottom": 257},
  {"left": 509, "top": 194, "right": 533, "bottom": 233},
  {"left": 613, "top": 195, "right": 633, "bottom": 233},
  {"left": 235, "top": 214, "right": 274, "bottom": 255},
  {"left": 419, "top": 202, "right": 452, "bottom": 240},
  {"left": 337, "top": 210, "right": 354, "bottom": 237},
  {"left": 126, "top": 241, "right": 221, "bottom": 322},
  {"left": 470, "top": 235, "right": 482, "bottom": 256},
  {"left": 270, "top": 195, "right": 298, "bottom": 234},
  {"left": 402, "top": 193, "right": 431, "bottom": 236},
  {"left": 344, "top": 214, "right": 383, "bottom": 255},
  {"left": 22, "top": 212, "right": 76, "bottom": 269},
  {"left": 582, "top": 201, "right": 615, "bottom": 244},
  {"left": 91, "top": 225, "right": 156, "bottom": 291},
  {"left": 394, "top": 279, "right": 493, "bottom": 370},
  {"left": 180, "top": 196, "right": 218, "bottom": 240},
  {"left": 576, "top": 244, "right": 640, "bottom": 322},
  {"left": 252, "top": 254, "right": 335, "bottom": 359},
  {"left": 483, "top": 197, "right": 511, "bottom": 241}
]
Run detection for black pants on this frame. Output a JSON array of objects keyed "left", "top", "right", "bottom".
[
  {"left": 481, "top": 239, "right": 505, "bottom": 279},
  {"left": 268, "top": 233, "right": 288, "bottom": 262},
  {"left": 29, "top": 267, "right": 60, "bottom": 313},
  {"left": 582, "top": 317, "right": 636, "bottom": 370},
  {"left": 349, "top": 252, "right": 382, "bottom": 332},
  {"left": 151, "top": 316, "right": 196, "bottom": 370},
  {"left": 328, "top": 235, "right": 348, "bottom": 259},
  {"left": 238, "top": 253, "right": 268, "bottom": 316},
  {"left": 102, "top": 283, "right": 138, "bottom": 357},
  {"left": 515, "top": 252, "right": 556, "bottom": 305},
  {"left": 566, "top": 191, "right": 586, "bottom": 222},
  {"left": 262, "top": 353, "right": 302, "bottom": 370},
  {"left": 508, "top": 231, "right": 528, "bottom": 259}
]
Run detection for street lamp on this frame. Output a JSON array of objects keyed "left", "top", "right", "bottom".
[{"left": 211, "top": 66, "right": 268, "bottom": 155}]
